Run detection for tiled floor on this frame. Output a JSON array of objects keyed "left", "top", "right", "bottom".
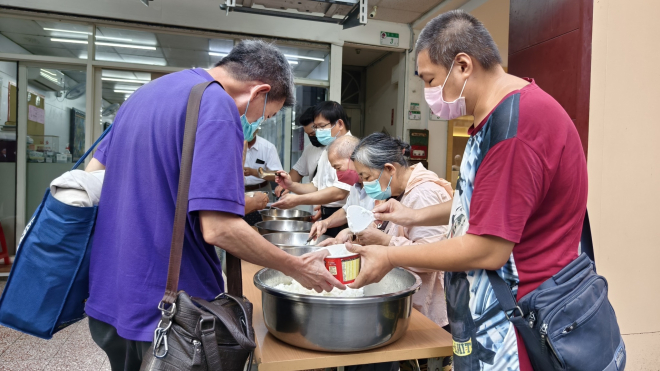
[{"left": 0, "top": 279, "right": 110, "bottom": 371}]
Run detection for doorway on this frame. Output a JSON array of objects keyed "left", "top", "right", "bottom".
[{"left": 342, "top": 45, "right": 405, "bottom": 139}]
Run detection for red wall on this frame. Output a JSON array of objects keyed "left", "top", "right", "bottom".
[{"left": 508, "top": 0, "right": 594, "bottom": 156}]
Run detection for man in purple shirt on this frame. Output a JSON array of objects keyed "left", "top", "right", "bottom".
[{"left": 84, "top": 40, "right": 343, "bottom": 370}]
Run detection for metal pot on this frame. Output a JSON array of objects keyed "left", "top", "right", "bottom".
[
  {"left": 258, "top": 209, "right": 312, "bottom": 222},
  {"left": 254, "top": 220, "right": 314, "bottom": 235},
  {"left": 261, "top": 232, "right": 330, "bottom": 256},
  {"left": 254, "top": 268, "right": 422, "bottom": 352}
]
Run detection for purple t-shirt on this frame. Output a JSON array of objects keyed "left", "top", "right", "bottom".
[{"left": 86, "top": 69, "right": 245, "bottom": 341}]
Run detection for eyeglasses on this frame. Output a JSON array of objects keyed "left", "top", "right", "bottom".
[{"left": 312, "top": 121, "right": 336, "bottom": 131}]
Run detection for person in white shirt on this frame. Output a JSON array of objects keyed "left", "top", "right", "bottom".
[
  {"left": 243, "top": 131, "right": 283, "bottom": 198},
  {"left": 275, "top": 107, "right": 325, "bottom": 197},
  {"left": 274, "top": 106, "right": 325, "bottom": 220},
  {"left": 273, "top": 101, "right": 352, "bottom": 237},
  {"left": 308, "top": 135, "right": 376, "bottom": 239}
]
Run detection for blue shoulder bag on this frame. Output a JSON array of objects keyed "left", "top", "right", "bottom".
[
  {"left": 488, "top": 211, "right": 626, "bottom": 371},
  {"left": 0, "top": 126, "right": 112, "bottom": 339}
]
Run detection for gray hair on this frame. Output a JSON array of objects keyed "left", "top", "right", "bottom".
[
  {"left": 351, "top": 133, "right": 411, "bottom": 170},
  {"left": 328, "top": 135, "right": 360, "bottom": 159},
  {"left": 215, "top": 40, "right": 296, "bottom": 107},
  {"left": 416, "top": 10, "right": 502, "bottom": 70}
]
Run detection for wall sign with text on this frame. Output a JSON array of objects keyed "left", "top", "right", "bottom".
[{"left": 380, "top": 32, "right": 399, "bottom": 46}]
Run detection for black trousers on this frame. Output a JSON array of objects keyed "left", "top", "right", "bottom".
[
  {"left": 89, "top": 316, "right": 151, "bottom": 371},
  {"left": 321, "top": 206, "right": 348, "bottom": 238}
]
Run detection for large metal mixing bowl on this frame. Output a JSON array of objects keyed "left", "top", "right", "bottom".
[
  {"left": 261, "top": 232, "right": 330, "bottom": 256},
  {"left": 254, "top": 268, "right": 422, "bottom": 352},
  {"left": 255, "top": 220, "right": 314, "bottom": 235},
  {"left": 258, "top": 209, "right": 312, "bottom": 222}
]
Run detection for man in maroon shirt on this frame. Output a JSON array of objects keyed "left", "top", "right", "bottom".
[{"left": 347, "top": 10, "right": 587, "bottom": 371}]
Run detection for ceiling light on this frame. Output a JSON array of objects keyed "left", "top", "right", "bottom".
[
  {"left": 40, "top": 69, "right": 57, "bottom": 76},
  {"left": 40, "top": 72, "right": 60, "bottom": 84},
  {"left": 209, "top": 52, "right": 228, "bottom": 57},
  {"left": 96, "top": 35, "right": 133, "bottom": 42},
  {"left": 102, "top": 77, "right": 150, "bottom": 84},
  {"left": 43, "top": 28, "right": 91, "bottom": 35},
  {"left": 52, "top": 38, "right": 156, "bottom": 50},
  {"left": 284, "top": 54, "right": 325, "bottom": 62},
  {"left": 51, "top": 38, "right": 88, "bottom": 44},
  {"left": 114, "top": 89, "right": 136, "bottom": 94},
  {"left": 96, "top": 41, "right": 156, "bottom": 50},
  {"left": 288, "top": 61, "right": 298, "bottom": 65}
]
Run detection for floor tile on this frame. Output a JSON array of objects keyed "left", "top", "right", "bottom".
[
  {"left": 0, "top": 358, "right": 49, "bottom": 371},
  {"left": 100, "top": 358, "right": 112, "bottom": 371},
  {"left": 0, "top": 327, "right": 22, "bottom": 356},
  {"left": 43, "top": 354, "right": 105, "bottom": 371}
]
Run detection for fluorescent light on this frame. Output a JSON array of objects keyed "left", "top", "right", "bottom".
[
  {"left": 288, "top": 61, "right": 298, "bottom": 65},
  {"left": 40, "top": 69, "right": 57, "bottom": 76},
  {"left": 51, "top": 38, "right": 88, "bottom": 44},
  {"left": 209, "top": 52, "right": 228, "bottom": 57},
  {"left": 114, "top": 89, "right": 136, "bottom": 94},
  {"left": 44, "top": 27, "right": 91, "bottom": 35},
  {"left": 51, "top": 38, "right": 156, "bottom": 50},
  {"left": 96, "top": 41, "right": 156, "bottom": 50},
  {"left": 40, "top": 72, "right": 60, "bottom": 84},
  {"left": 284, "top": 54, "right": 325, "bottom": 62},
  {"left": 96, "top": 35, "right": 133, "bottom": 42},
  {"left": 102, "top": 77, "right": 150, "bottom": 84}
]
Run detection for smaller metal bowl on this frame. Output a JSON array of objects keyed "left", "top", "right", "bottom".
[
  {"left": 262, "top": 232, "right": 330, "bottom": 256},
  {"left": 255, "top": 220, "right": 314, "bottom": 235},
  {"left": 259, "top": 209, "right": 312, "bottom": 222}
]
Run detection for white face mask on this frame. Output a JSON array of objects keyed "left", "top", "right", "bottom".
[{"left": 424, "top": 59, "right": 468, "bottom": 120}]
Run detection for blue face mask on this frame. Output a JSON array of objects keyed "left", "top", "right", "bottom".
[
  {"left": 241, "top": 93, "right": 268, "bottom": 142},
  {"left": 315, "top": 123, "right": 339, "bottom": 145},
  {"left": 363, "top": 169, "right": 392, "bottom": 201}
]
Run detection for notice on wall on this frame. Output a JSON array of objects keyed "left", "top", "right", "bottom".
[
  {"left": 380, "top": 32, "right": 399, "bottom": 47},
  {"left": 429, "top": 109, "right": 443, "bottom": 121},
  {"left": 28, "top": 105, "right": 45, "bottom": 124},
  {"left": 408, "top": 111, "right": 421, "bottom": 120},
  {"left": 409, "top": 102, "right": 420, "bottom": 111}
]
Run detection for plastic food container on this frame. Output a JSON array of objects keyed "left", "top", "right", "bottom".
[{"left": 322, "top": 244, "right": 361, "bottom": 284}]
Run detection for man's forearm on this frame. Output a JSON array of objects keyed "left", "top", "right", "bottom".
[
  {"left": 325, "top": 208, "right": 347, "bottom": 228},
  {"left": 295, "top": 187, "right": 349, "bottom": 206},
  {"left": 287, "top": 181, "right": 318, "bottom": 195},
  {"left": 201, "top": 211, "right": 300, "bottom": 274},
  {"left": 413, "top": 201, "right": 453, "bottom": 226},
  {"left": 289, "top": 169, "right": 303, "bottom": 183},
  {"left": 387, "top": 234, "right": 514, "bottom": 272}
]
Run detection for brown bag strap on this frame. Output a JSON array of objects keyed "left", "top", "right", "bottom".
[{"left": 161, "top": 80, "right": 242, "bottom": 305}]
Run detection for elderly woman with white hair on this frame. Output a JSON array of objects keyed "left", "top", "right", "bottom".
[{"left": 326, "top": 133, "right": 453, "bottom": 329}]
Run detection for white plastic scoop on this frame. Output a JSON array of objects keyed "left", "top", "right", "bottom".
[{"left": 346, "top": 205, "right": 375, "bottom": 234}]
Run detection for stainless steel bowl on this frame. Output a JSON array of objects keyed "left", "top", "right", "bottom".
[
  {"left": 254, "top": 220, "right": 314, "bottom": 235},
  {"left": 258, "top": 209, "right": 312, "bottom": 222},
  {"left": 261, "top": 232, "right": 330, "bottom": 256},
  {"left": 254, "top": 268, "right": 422, "bottom": 352}
]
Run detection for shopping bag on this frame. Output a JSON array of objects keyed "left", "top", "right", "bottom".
[{"left": 0, "top": 126, "right": 111, "bottom": 339}]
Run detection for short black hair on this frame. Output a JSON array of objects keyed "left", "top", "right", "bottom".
[
  {"left": 297, "top": 106, "right": 315, "bottom": 127},
  {"left": 416, "top": 10, "right": 502, "bottom": 70},
  {"left": 215, "top": 40, "right": 295, "bottom": 107},
  {"left": 313, "top": 101, "right": 351, "bottom": 131}
]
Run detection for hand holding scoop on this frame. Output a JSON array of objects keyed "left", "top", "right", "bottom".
[{"left": 346, "top": 205, "right": 375, "bottom": 234}]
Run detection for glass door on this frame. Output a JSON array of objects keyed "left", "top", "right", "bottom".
[
  {"left": 0, "top": 61, "right": 17, "bottom": 272},
  {"left": 22, "top": 65, "right": 88, "bottom": 224}
]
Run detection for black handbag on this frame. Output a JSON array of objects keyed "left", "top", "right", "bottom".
[
  {"left": 140, "top": 81, "right": 256, "bottom": 371},
  {"left": 487, "top": 212, "right": 625, "bottom": 371}
]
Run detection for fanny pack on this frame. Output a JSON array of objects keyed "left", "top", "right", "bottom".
[{"left": 487, "top": 211, "right": 626, "bottom": 371}]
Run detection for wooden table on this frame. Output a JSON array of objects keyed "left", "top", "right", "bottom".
[{"left": 242, "top": 261, "right": 453, "bottom": 371}]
